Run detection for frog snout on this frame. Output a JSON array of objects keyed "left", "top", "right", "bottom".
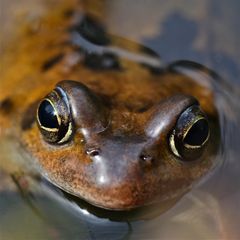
[
  {"left": 85, "top": 137, "right": 147, "bottom": 185},
  {"left": 82, "top": 137, "right": 160, "bottom": 209}
]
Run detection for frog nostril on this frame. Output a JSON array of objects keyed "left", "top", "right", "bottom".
[
  {"left": 86, "top": 148, "right": 101, "bottom": 157},
  {"left": 139, "top": 154, "right": 154, "bottom": 166}
]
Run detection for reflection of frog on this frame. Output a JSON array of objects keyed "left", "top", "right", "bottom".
[{"left": 0, "top": 1, "right": 220, "bottom": 210}]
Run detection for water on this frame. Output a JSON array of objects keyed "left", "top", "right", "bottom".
[{"left": 1, "top": 0, "right": 240, "bottom": 239}]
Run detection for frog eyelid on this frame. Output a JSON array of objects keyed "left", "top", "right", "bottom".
[
  {"left": 56, "top": 80, "right": 110, "bottom": 138},
  {"left": 145, "top": 94, "right": 198, "bottom": 139},
  {"left": 55, "top": 87, "right": 71, "bottom": 114}
]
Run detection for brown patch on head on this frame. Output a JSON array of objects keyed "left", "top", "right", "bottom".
[
  {"left": 0, "top": 98, "right": 13, "bottom": 114},
  {"left": 70, "top": 14, "right": 111, "bottom": 46},
  {"left": 62, "top": 8, "right": 75, "bottom": 18},
  {"left": 124, "top": 100, "right": 154, "bottom": 113},
  {"left": 41, "top": 53, "right": 64, "bottom": 72}
]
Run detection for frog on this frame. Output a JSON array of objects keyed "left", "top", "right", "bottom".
[{"left": 0, "top": 0, "right": 220, "bottom": 211}]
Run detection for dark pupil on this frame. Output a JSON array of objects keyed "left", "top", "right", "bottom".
[
  {"left": 38, "top": 100, "right": 59, "bottom": 129},
  {"left": 184, "top": 119, "right": 209, "bottom": 146}
]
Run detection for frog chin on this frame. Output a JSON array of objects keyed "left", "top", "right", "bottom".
[
  {"left": 51, "top": 169, "right": 188, "bottom": 211},
  {"left": 54, "top": 179, "right": 190, "bottom": 211}
]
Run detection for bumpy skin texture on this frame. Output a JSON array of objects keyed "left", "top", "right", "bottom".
[{"left": 0, "top": 1, "right": 219, "bottom": 210}]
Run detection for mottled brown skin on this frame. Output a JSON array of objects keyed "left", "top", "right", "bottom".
[{"left": 0, "top": 1, "right": 219, "bottom": 210}]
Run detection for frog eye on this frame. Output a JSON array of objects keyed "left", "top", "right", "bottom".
[
  {"left": 38, "top": 100, "right": 59, "bottom": 129},
  {"left": 169, "top": 105, "right": 210, "bottom": 161},
  {"left": 37, "top": 88, "right": 73, "bottom": 144}
]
